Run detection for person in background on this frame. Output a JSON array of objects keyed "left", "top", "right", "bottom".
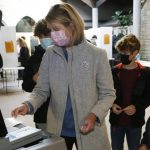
[
  {"left": 109, "top": 34, "right": 150, "bottom": 150},
  {"left": 17, "top": 37, "right": 30, "bottom": 67},
  {"left": 22, "top": 19, "right": 52, "bottom": 131},
  {"left": 112, "top": 30, "right": 125, "bottom": 62},
  {"left": 138, "top": 117, "right": 150, "bottom": 150},
  {"left": 0, "top": 12, "right": 3, "bottom": 78},
  {"left": 17, "top": 37, "right": 30, "bottom": 79},
  {"left": 11, "top": 3, "right": 116, "bottom": 150},
  {"left": 0, "top": 10, "right": 2, "bottom": 30},
  {"left": 21, "top": 36, "right": 26, "bottom": 40},
  {"left": 0, "top": 53, "right": 3, "bottom": 78},
  {"left": 90, "top": 35, "right": 97, "bottom": 45}
]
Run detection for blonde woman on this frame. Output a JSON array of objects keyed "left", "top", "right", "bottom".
[
  {"left": 17, "top": 37, "right": 30, "bottom": 79},
  {"left": 12, "top": 3, "right": 115, "bottom": 150}
]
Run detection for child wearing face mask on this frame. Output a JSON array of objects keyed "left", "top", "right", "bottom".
[
  {"left": 109, "top": 34, "right": 150, "bottom": 150},
  {"left": 22, "top": 19, "right": 52, "bottom": 131}
]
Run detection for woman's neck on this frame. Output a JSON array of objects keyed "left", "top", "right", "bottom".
[{"left": 122, "top": 61, "right": 138, "bottom": 69}]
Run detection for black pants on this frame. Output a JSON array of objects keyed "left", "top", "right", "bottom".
[
  {"left": 18, "top": 69, "right": 24, "bottom": 79},
  {"left": 0, "top": 72, "right": 3, "bottom": 78},
  {"left": 61, "top": 136, "right": 78, "bottom": 150}
]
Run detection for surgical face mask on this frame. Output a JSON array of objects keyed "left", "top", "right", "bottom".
[
  {"left": 120, "top": 54, "right": 132, "bottom": 65},
  {"left": 51, "top": 30, "right": 70, "bottom": 47},
  {"left": 40, "top": 38, "right": 53, "bottom": 49},
  {"left": 136, "top": 53, "right": 141, "bottom": 60}
]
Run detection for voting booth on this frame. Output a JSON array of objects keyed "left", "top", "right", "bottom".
[
  {"left": 0, "top": 111, "right": 67, "bottom": 150},
  {"left": 0, "top": 26, "right": 18, "bottom": 68}
]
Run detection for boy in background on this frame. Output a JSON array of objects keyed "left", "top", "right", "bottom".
[
  {"left": 22, "top": 19, "right": 52, "bottom": 131},
  {"left": 109, "top": 34, "right": 150, "bottom": 150}
]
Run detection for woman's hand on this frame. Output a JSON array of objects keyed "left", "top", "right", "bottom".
[
  {"left": 123, "top": 105, "right": 136, "bottom": 116},
  {"left": 80, "top": 113, "right": 96, "bottom": 134},
  {"left": 112, "top": 104, "right": 123, "bottom": 115},
  {"left": 11, "top": 104, "right": 29, "bottom": 118},
  {"left": 33, "top": 72, "right": 39, "bottom": 82}
]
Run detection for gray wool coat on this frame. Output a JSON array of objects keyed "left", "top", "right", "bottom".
[{"left": 28, "top": 40, "right": 116, "bottom": 150}]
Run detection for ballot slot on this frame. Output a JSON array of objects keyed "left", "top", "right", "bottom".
[
  {"left": 8, "top": 126, "right": 43, "bottom": 149},
  {"left": 0, "top": 110, "right": 43, "bottom": 149}
]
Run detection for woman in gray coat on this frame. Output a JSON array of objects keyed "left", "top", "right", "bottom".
[{"left": 11, "top": 3, "right": 116, "bottom": 150}]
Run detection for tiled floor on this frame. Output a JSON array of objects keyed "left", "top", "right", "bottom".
[{"left": 0, "top": 78, "right": 150, "bottom": 150}]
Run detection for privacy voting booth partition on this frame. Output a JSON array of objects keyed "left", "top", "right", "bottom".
[
  {"left": 84, "top": 27, "right": 113, "bottom": 59},
  {"left": 0, "top": 26, "right": 18, "bottom": 68}
]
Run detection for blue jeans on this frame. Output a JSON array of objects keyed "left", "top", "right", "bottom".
[{"left": 110, "top": 126, "right": 142, "bottom": 150}]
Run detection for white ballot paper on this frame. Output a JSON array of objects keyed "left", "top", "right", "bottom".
[{"left": 5, "top": 117, "right": 23, "bottom": 132}]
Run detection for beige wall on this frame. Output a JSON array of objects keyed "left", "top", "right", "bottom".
[{"left": 141, "top": 0, "right": 150, "bottom": 61}]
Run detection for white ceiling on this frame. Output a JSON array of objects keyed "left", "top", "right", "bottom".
[{"left": 0, "top": 0, "right": 62, "bottom": 26}]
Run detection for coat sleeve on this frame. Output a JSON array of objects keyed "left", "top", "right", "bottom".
[
  {"left": 134, "top": 69, "right": 150, "bottom": 110},
  {"left": 141, "top": 117, "right": 150, "bottom": 145},
  {"left": 19, "top": 47, "right": 30, "bottom": 66},
  {"left": 27, "top": 50, "right": 51, "bottom": 113},
  {"left": 111, "top": 68, "right": 121, "bottom": 105},
  {"left": 91, "top": 49, "right": 116, "bottom": 124}
]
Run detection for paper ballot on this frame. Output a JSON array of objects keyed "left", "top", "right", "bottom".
[
  {"left": 5, "top": 117, "right": 23, "bottom": 127},
  {"left": 4, "top": 118, "right": 42, "bottom": 149},
  {"left": 5, "top": 117, "right": 23, "bottom": 132}
]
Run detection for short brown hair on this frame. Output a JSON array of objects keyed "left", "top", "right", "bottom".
[
  {"left": 45, "top": 3, "right": 84, "bottom": 46},
  {"left": 115, "top": 34, "right": 141, "bottom": 53},
  {"left": 33, "top": 19, "right": 50, "bottom": 38}
]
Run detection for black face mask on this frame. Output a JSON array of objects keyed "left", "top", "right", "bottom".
[{"left": 120, "top": 54, "right": 132, "bottom": 65}]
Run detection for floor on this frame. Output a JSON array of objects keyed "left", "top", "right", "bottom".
[{"left": 0, "top": 76, "right": 150, "bottom": 150}]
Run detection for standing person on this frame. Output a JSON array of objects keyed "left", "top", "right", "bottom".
[
  {"left": 109, "top": 34, "right": 150, "bottom": 150},
  {"left": 0, "top": 53, "right": 3, "bottom": 68},
  {"left": 11, "top": 3, "right": 116, "bottom": 150},
  {"left": 0, "top": 53, "right": 3, "bottom": 78},
  {"left": 0, "top": 10, "right": 2, "bottom": 30},
  {"left": 0, "top": 11, "right": 3, "bottom": 78},
  {"left": 22, "top": 19, "right": 52, "bottom": 131},
  {"left": 17, "top": 37, "right": 30, "bottom": 79},
  {"left": 139, "top": 116, "right": 150, "bottom": 150},
  {"left": 90, "top": 35, "right": 97, "bottom": 45},
  {"left": 17, "top": 37, "right": 30, "bottom": 67}
]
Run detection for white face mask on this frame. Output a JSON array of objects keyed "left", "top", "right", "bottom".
[
  {"left": 51, "top": 30, "right": 70, "bottom": 47},
  {"left": 40, "top": 38, "right": 53, "bottom": 49}
]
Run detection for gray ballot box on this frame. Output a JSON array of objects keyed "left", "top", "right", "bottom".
[
  {"left": 0, "top": 122, "right": 67, "bottom": 150},
  {"left": 17, "top": 132, "right": 67, "bottom": 150}
]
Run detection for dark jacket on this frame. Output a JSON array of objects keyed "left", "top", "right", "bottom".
[
  {"left": 141, "top": 117, "right": 150, "bottom": 149},
  {"left": 22, "top": 45, "right": 50, "bottom": 123},
  {"left": 109, "top": 62, "right": 150, "bottom": 128},
  {"left": 18, "top": 47, "right": 30, "bottom": 67}
]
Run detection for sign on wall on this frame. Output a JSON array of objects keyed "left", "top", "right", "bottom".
[
  {"left": 0, "top": 26, "right": 18, "bottom": 67},
  {"left": 5, "top": 41, "right": 14, "bottom": 53}
]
